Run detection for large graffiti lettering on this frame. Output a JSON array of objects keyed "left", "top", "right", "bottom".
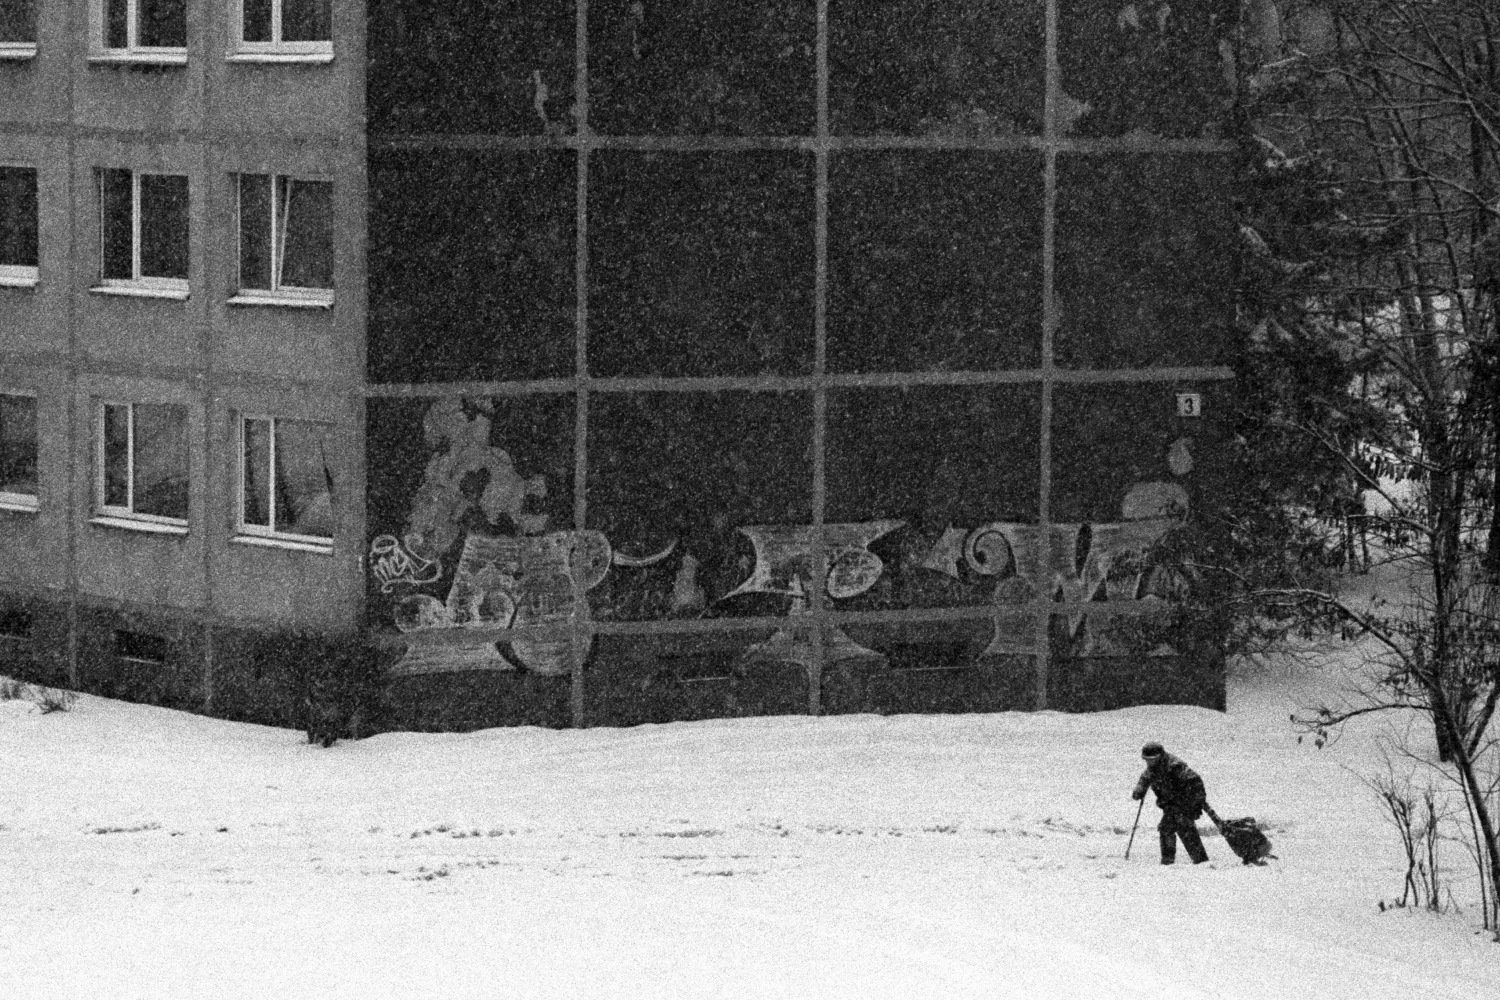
[
  {"left": 371, "top": 399, "right": 1195, "bottom": 676},
  {"left": 724, "top": 520, "right": 906, "bottom": 671}
]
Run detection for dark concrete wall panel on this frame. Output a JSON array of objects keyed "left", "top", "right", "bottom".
[
  {"left": 590, "top": 0, "right": 816, "bottom": 136},
  {"left": 1058, "top": 0, "right": 1236, "bottom": 139},
  {"left": 828, "top": 151, "right": 1043, "bottom": 373},
  {"left": 366, "top": 0, "right": 575, "bottom": 136},
  {"left": 588, "top": 151, "right": 815, "bottom": 378},
  {"left": 830, "top": 0, "right": 1045, "bottom": 137},
  {"left": 383, "top": 670, "right": 572, "bottom": 731},
  {"left": 367, "top": 150, "right": 575, "bottom": 383},
  {"left": 1054, "top": 153, "right": 1235, "bottom": 369},
  {"left": 74, "top": 605, "right": 206, "bottom": 711}
]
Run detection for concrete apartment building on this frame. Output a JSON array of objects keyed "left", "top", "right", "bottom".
[{"left": 1, "top": 1, "right": 1240, "bottom": 733}]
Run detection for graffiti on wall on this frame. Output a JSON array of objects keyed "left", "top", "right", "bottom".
[{"left": 370, "top": 399, "right": 1196, "bottom": 675}]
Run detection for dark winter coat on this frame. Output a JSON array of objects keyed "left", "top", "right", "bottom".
[{"left": 1132, "top": 752, "right": 1207, "bottom": 818}]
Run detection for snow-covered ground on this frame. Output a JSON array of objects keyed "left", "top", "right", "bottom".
[{"left": 2, "top": 644, "right": 1497, "bottom": 999}]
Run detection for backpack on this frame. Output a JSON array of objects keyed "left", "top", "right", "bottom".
[{"left": 1204, "top": 805, "right": 1275, "bottom": 865}]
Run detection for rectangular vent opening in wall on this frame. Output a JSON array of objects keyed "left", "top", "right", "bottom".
[
  {"left": 114, "top": 630, "right": 167, "bottom": 664},
  {"left": 0, "top": 606, "right": 34, "bottom": 639}
]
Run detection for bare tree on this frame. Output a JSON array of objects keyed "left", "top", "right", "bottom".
[{"left": 1228, "top": 0, "right": 1500, "bottom": 931}]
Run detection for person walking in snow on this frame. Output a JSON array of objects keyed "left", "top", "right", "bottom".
[{"left": 1131, "top": 742, "right": 1210, "bottom": 865}]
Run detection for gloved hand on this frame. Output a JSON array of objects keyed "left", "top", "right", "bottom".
[{"left": 1131, "top": 789, "right": 1144, "bottom": 801}]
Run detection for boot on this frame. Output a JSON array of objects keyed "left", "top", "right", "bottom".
[{"left": 1181, "top": 824, "right": 1209, "bottom": 864}]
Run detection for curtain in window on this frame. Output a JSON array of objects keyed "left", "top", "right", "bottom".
[
  {"left": 131, "top": 403, "right": 188, "bottom": 520},
  {"left": 0, "top": 395, "right": 37, "bottom": 497},
  {"left": 273, "top": 419, "right": 335, "bottom": 538},
  {"left": 139, "top": 174, "right": 189, "bottom": 280},
  {"left": 0, "top": 167, "right": 38, "bottom": 268},
  {"left": 242, "top": 417, "right": 334, "bottom": 538},
  {"left": 277, "top": 179, "right": 333, "bottom": 290},
  {"left": 0, "top": 0, "right": 34, "bottom": 45},
  {"left": 283, "top": 0, "right": 332, "bottom": 43}
]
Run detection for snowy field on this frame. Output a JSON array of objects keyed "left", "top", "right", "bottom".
[{"left": 3, "top": 645, "right": 1498, "bottom": 999}]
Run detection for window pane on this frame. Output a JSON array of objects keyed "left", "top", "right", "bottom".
[
  {"left": 102, "top": 404, "right": 131, "bottom": 508},
  {"left": 0, "top": 0, "right": 35, "bottom": 44},
  {"left": 242, "top": 417, "right": 271, "bottom": 527},
  {"left": 278, "top": 179, "right": 333, "bottom": 290},
  {"left": 0, "top": 167, "right": 39, "bottom": 269},
  {"left": 138, "top": 0, "right": 186, "bottom": 49},
  {"left": 139, "top": 174, "right": 188, "bottom": 281},
  {"left": 0, "top": 394, "right": 37, "bottom": 498},
  {"left": 100, "top": 169, "right": 134, "bottom": 281},
  {"left": 105, "top": 0, "right": 128, "bottom": 49},
  {"left": 237, "top": 174, "right": 272, "bottom": 291},
  {"left": 272, "top": 419, "right": 334, "bottom": 538},
  {"left": 282, "top": 0, "right": 331, "bottom": 43},
  {"left": 242, "top": 0, "right": 272, "bottom": 43},
  {"left": 131, "top": 403, "right": 187, "bottom": 520}
]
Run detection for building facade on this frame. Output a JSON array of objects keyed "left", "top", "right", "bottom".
[{"left": 2, "top": 1, "right": 1239, "bottom": 732}]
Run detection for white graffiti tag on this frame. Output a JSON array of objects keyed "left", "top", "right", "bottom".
[{"left": 369, "top": 534, "right": 443, "bottom": 593}]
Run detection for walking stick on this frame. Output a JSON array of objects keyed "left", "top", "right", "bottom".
[{"left": 1124, "top": 797, "right": 1146, "bottom": 859}]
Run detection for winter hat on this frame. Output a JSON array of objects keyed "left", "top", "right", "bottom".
[{"left": 1141, "top": 742, "right": 1165, "bottom": 759}]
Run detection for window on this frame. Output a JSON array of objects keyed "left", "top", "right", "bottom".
[
  {"left": 0, "top": 391, "right": 38, "bottom": 511},
  {"left": 0, "top": 166, "right": 38, "bottom": 287},
  {"left": 238, "top": 415, "right": 335, "bottom": 548},
  {"left": 97, "top": 401, "right": 189, "bottom": 528},
  {"left": 233, "top": 0, "right": 332, "bottom": 61},
  {"left": 96, "top": 0, "right": 187, "bottom": 61},
  {"left": 233, "top": 174, "right": 333, "bottom": 306},
  {"left": 96, "top": 169, "right": 189, "bottom": 298},
  {"left": 0, "top": 0, "right": 36, "bottom": 59}
]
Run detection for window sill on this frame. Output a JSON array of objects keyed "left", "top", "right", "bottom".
[
  {"left": 228, "top": 291, "right": 334, "bottom": 310},
  {"left": 90, "top": 283, "right": 190, "bottom": 301},
  {"left": 87, "top": 52, "right": 189, "bottom": 67},
  {"left": 90, "top": 515, "right": 189, "bottom": 536},
  {"left": 0, "top": 497, "right": 40, "bottom": 514},
  {"left": 227, "top": 51, "right": 334, "bottom": 66},
  {"left": 0, "top": 44, "right": 38, "bottom": 61},
  {"left": 232, "top": 534, "right": 332, "bottom": 555},
  {"left": 0, "top": 273, "right": 39, "bottom": 289}
]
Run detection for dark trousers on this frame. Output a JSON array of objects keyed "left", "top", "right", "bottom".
[{"left": 1158, "top": 810, "right": 1208, "bottom": 864}]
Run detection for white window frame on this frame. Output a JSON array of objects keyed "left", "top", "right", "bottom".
[
  {"left": 93, "top": 400, "right": 189, "bottom": 534},
  {"left": 0, "top": 163, "right": 39, "bottom": 288},
  {"left": 229, "top": 0, "right": 333, "bottom": 64},
  {"left": 89, "top": 0, "right": 188, "bottom": 65},
  {"left": 0, "top": 389, "right": 39, "bottom": 513},
  {"left": 93, "top": 169, "right": 190, "bottom": 300},
  {"left": 235, "top": 413, "right": 335, "bottom": 554},
  {"left": 230, "top": 173, "right": 335, "bottom": 308}
]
